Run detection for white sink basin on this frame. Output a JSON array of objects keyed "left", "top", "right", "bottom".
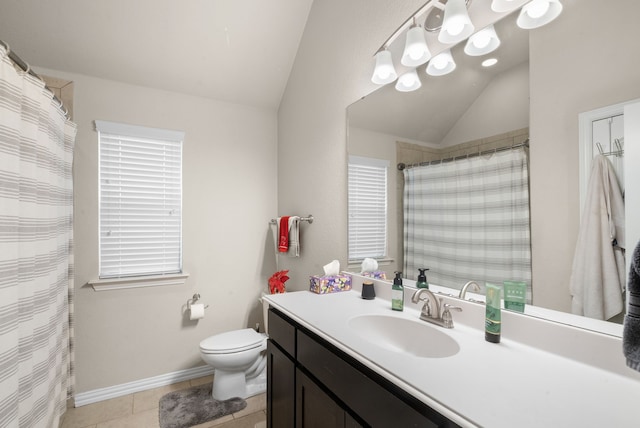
[{"left": 348, "top": 314, "right": 460, "bottom": 358}]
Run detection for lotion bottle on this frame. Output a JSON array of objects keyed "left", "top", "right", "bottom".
[
  {"left": 392, "top": 271, "right": 404, "bottom": 311},
  {"left": 485, "top": 282, "right": 502, "bottom": 343},
  {"left": 416, "top": 268, "right": 429, "bottom": 289}
]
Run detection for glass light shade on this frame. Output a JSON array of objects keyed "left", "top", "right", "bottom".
[
  {"left": 464, "top": 25, "right": 501, "bottom": 56},
  {"left": 371, "top": 50, "right": 398, "bottom": 85},
  {"left": 482, "top": 58, "right": 498, "bottom": 67},
  {"left": 438, "top": 0, "right": 475, "bottom": 45},
  {"left": 516, "top": 0, "right": 563, "bottom": 29},
  {"left": 426, "top": 50, "right": 456, "bottom": 76},
  {"left": 395, "top": 69, "right": 422, "bottom": 92},
  {"left": 491, "top": 0, "right": 521, "bottom": 13},
  {"left": 401, "top": 25, "right": 432, "bottom": 67}
]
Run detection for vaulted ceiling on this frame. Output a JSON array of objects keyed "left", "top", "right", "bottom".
[{"left": 0, "top": 0, "right": 313, "bottom": 109}]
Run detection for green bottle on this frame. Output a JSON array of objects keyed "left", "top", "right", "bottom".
[
  {"left": 392, "top": 271, "right": 404, "bottom": 311},
  {"left": 416, "top": 268, "right": 429, "bottom": 289}
]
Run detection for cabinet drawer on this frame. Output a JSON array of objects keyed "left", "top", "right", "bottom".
[
  {"left": 297, "top": 330, "right": 459, "bottom": 428},
  {"left": 268, "top": 308, "right": 296, "bottom": 357}
]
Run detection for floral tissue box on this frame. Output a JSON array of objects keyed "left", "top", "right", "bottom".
[
  {"left": 362, "top": 270, "right": 387, "bottom": 280},
  {"left": 309, "top": 274, "right": 352, "bottom": 294}
]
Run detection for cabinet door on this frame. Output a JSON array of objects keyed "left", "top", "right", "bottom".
[
  {"left": 296, "top": 368, "right": 345, "bottom": 428},
  {"left": 267, "top": 340, "right": 295, "bottom": 428}
]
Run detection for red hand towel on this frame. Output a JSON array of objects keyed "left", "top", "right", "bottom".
[{"left": 278, "top": 216, "right": 290, "bottom": 252}]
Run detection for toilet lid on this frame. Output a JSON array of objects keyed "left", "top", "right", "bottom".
[{"left": 200, "top": 328, "right": 266, "bottom": 354}]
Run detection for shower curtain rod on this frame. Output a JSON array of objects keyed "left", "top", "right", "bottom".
[
  {"left": 397, "top": 139, "right": 529, "bottom": 171},
  {"left": 0, "top": 39, "right": 69, "bottom": 118}
]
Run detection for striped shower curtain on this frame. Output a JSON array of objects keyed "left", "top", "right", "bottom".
[
  {"left": 0, "top": 46, "right": 76, "bottom": 427},
  {"left": 403, "top": 147, "right": 532, "bottom": 301}
]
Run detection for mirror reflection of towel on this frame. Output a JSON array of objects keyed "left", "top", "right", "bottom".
[
  {"left": 569, "top": 155, "right": 625, "bottom": 320},
  {"left": 623, "top": 240, "right": 640, "bottom": 372}
]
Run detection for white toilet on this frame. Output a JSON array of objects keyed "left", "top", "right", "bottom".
[{"left": 199, "top": 299, "right": 270, "bottom": 400}]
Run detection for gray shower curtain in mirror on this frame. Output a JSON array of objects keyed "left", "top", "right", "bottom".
[
  {"left": 0, "top": 45, "right": 76, "bottom": 427},
  {"left": 403, "top": 147, "right": 532, "bottom": 301}
]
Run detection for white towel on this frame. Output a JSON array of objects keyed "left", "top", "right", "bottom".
[
  {"left": 570, "top": 155, "right": 625, "bottom": 320},
  {"left": 273, "top": 216, "right": 300, "bottom": 258},
  {"left": 287, "top": 216, "right": 300, "bottom": 257}
]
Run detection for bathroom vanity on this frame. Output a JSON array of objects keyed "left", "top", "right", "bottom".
[
  {"left": 263, "top": 281, "right": 640, "bottom": 427},
  {"left": 267, "top": 306, "right": 459, "bottom": 427}
]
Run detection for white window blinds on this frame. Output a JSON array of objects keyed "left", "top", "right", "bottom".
[
  {"left": 96, "top": 120, "right": 184, "bottom": 279},
  {"left": 348, "top": 155, "right": 388, "bottom": 260}
]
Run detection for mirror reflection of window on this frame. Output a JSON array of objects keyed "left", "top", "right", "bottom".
[{"left": 348, "top": 156, "right": 389, "bottom": 261}]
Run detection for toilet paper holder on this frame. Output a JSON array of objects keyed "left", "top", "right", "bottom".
[{"left": 187, "top": 293, "right": 209, "bottom": 310}]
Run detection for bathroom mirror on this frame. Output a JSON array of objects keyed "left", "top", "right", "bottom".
[{"left": 346, "top": 0, "right": 640, "bottom": 332}]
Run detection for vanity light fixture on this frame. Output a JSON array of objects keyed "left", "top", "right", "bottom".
[
  {"left": 438, "top": 0, "right": 475, "bottom": 45},
  {"left": 516, "top": 0, "right": 563, "bottom": 29},
  {"left": 371, "top": 49, "right": 398, "bottom": 84},
  {"left": 426, "top": 49, "right": 456, "bottom": 76},
  {"left": 395, "top": 69, "right": 422, "bottom": 92},
  {"left": 401, "top": 21, "right": 432, "bottom": 67},
  {"left": 464, "top": 24, "right": 500, "bottom": 56},
  {"left": 491, "top": 0, "right": 526, "bottom": 13}
]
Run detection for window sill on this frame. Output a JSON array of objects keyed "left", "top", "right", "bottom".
[
  {"left": 88, "top": 273, "right": 189, "bottom": 291},
  {"left": 347, "top": 257, "right": 394, "bottom": 271}
]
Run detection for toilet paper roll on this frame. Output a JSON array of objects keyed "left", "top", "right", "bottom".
[{"left": 189, "top": 303, "right": 205, "bottom": 320}]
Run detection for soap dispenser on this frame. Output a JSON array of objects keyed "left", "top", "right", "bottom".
[
  {"left": 392, "top": 271, "right": 404, "bottom": 311},
  {"left": 416, "top": 268, "right": 429, "bottom": 289}
]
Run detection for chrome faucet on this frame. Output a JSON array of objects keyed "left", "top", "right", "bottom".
[
  {"left": 459, "top": 281, "right": 481, "bottom": 300},
  {"left": 411, "top": 289, "right": 462, "bottom": 328}
]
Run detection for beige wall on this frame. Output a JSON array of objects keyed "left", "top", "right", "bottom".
[
  {"left": 441, "top": 61, "right": 529, "bottom": 146},
  {"left": 277, "top": 0, "right": 426, "bottom": 286},
  {"left": 529, "top": 0, "right": 640, "bottom": 312},
  {"left": 38, "top": 68, "right": 278, "bottom": 393},
  {"left": 348, "top": 127, "right": 402, "bottom": 274}
]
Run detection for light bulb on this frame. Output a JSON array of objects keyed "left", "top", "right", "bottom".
[
  {"left": 472, "top": 30, "right": 491, "bottom": 49},
  {"left": 446, "top": 18, "right": 465, "bottom": 36},
  {"left": 433, "top": 55, "right": 449, "bottom": 70},
  {"left": 517, "top": 0, "right": 562, "bottom": 29},
  {"left": 526, "top": 0, "right": 550, "bottom": 19},
  {"left": 371, "top": 50, "right": 397, "bottom": 85},
  {"left": 401, "top": 25, "right": 431, "bottom": 67},
  {"left": 395, "top": 70, "right": 421, "bottom": 92}
]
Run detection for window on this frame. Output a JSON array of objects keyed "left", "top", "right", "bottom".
[
  {"left": 348, "top": 155, "right": 388, "bottom": 260},
  {"left": 96, "top": 120, "right": 184, "bottom": 279}
]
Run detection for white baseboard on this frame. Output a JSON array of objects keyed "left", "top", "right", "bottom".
[{"left": 73, "top": 365, "right": 214, "bottom": 407}]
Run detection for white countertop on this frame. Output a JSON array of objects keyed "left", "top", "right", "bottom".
[{"left": 264, "top": 289, "right": 640, "bottom": 428}]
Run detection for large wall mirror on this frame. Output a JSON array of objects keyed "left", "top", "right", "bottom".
[{"left": 347, "top": 0, "right": 640, "bottom": 332}]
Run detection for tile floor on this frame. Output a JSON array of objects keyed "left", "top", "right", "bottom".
[{"left": 60, "top": 376, "right": 267, "bottom": 428}]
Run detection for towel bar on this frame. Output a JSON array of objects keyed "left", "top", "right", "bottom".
[{"left": 269, "top": 215, "right": 313, "bottom": 224}]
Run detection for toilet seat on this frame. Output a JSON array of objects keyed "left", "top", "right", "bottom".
[{"left": 200, "top": 328, "right": 266, "bottom": 354}]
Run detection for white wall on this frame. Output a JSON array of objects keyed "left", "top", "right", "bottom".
[
  {"left": 38, "top": 68, "right": 278, "bottom": 393},
  {"left": 277, "top": 0, "right": 425, "bottom": 286},
  {"left": 529, "top": 0, "right": 640, "bottom": 312}
]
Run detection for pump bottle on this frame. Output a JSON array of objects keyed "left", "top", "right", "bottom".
[
  {"left": 392, "top": 271, "right": 404, "bottom": 311},
  {"left": 416, "top": 268, "right": 429, "bottom": 289}
]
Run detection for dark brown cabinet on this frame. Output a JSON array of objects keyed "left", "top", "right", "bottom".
[
  {"left": 267, "top": 340, "right": 295, "bottom": 428},
  {"left": 267, "top": 307, "right": 460, "bottom": 428},
  {"left": 296, "top": 368, "right": 350, "bottom": 428}
]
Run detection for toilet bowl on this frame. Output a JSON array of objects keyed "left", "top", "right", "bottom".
[{"left": 200, "top": 328, "right": 267, "bottom": 400}]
